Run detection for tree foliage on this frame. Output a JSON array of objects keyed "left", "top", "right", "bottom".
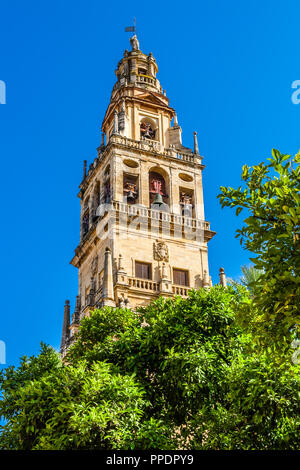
[
  {"left": 218, "top": 149, "right": 300, "bottom": 347},
  {"left": 1, "top": 148, "right": 299, "bottom": 449},
  {"left": 1, "top": 287, "right": 299, "bottom": 450}
]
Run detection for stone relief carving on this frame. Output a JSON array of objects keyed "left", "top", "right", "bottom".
[{"left": 154, "top": 241, "right": 169, "bottom": 262}]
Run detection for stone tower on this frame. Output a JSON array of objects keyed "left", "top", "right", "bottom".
[{"left": 60, "top": 34, "right": 216, "bottom": 352}]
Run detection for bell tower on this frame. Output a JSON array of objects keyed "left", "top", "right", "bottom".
[{"left": 61, "top": 34, "right": 216, "bottom": 352}]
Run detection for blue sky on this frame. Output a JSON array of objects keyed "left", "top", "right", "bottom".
[{"left": 0, "top": 0, "right": 300, "bottom": 367}]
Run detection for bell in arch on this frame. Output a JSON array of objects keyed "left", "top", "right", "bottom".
[
  {"left": 152, "top": 192, "right": 164, "bottom": 206},
  {"left": 144, "top": 127, "right": 151, "bottom": 138},
  {"left": 127, "top": 190, "right": 135, "bottom": 202}
]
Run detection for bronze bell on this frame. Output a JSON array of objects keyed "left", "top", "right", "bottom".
[
  {"left": 152, "top": 192, "right": 163, "bottom": 205},
  {"left": 127, "top": 190, "right": 135, "bottom": 202}
]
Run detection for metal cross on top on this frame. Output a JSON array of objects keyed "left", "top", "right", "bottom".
[{"left": 125, "top": 17, "right": 136, "bottom": 33}]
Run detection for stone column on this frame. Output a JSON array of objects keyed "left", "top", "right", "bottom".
[{"left": 102, "top": 248, "right": 116, "bottom": 307}]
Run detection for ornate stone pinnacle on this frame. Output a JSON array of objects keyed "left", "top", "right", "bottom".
[
  {"left": 219, "top": 267, "right": 227, "bottom": 287},
  {"left": 193, "top": 132, "right": 199, "bottom": 155}
]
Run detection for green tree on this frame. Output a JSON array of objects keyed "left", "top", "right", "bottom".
[
  {"left": 240, "top": 265, "right": 263, "bottom": 291},
  {"left": 218, "top": 149, "right": 300, "bottom": 348},
  {"left": 0, "top": 344, "right": 169, "bottom": 450},
  {"left": 1, "top": 286, "right": 299, "bottom": 450},
  {"left": 228, "top": 264, "right": 263, "bottom": 295}
]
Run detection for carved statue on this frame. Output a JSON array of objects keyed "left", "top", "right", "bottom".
[
  {"left": 130, "top": 34, "right": 139, "bottom": 51},
  {"left": 154, "top": 241, "right": 169, "bottom": 262}
]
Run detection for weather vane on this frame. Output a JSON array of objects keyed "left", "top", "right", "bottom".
[{"left": 125, "top": 17, "right": 136, "bottom": 34}]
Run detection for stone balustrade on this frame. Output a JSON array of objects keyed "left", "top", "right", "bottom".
[
  {"left": 128, "top": 277, "right": 159, "bottom": 292},
  {"left": 172, "top": 285, "right": 190, "bottom": 297},
  {"left": 104, "top": 134, "right": 196, "bottom": 163},
  {"left": 136, "top": 74, "right": 157, "bottom": 86},
  {"left": 112, "top": 201, "right": 211, "bottom": 231}
]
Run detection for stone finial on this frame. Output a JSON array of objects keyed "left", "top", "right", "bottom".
[
  {"left": 203, "top": 270, "right": 210, "bottom": 289},
  {"left": 72, "top": 295, "right": 81, "bottom": 324},
  {"left": 102, "top": 247, "right": 116, "bottom": 307},
  {"left": 113, "top": 110, "right": 119, "bottom": 134},
  {"left": 60, "top": 299, "right": 70, "bottom": 352},
  {"left": 193, "top": 132, "right": 200, "bottom": 156},
  {"left": 219, "top": 267, "right": 227, "bottom": 287},
  {"left": 83, "top": 160, "right": 87, "bottom": 180},
  {"left": 174, "top": 114, "right": 178, "bottom": 126},
  {"left": 88, "top": 277, "right": 95, "bottom": 306}
]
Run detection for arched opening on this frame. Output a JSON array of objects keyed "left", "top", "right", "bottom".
[
  {"left": 149, "top": 170, "right": 169, "bottom": 210},
  {"left": 123, "top": 173, "right": 139, "bottom": 204},
  {"left": 179, "top": 188, "right": 194, "bottom": 218},
  {"left": 140, "top": 117, "right": 157, "bottom": 141}
]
